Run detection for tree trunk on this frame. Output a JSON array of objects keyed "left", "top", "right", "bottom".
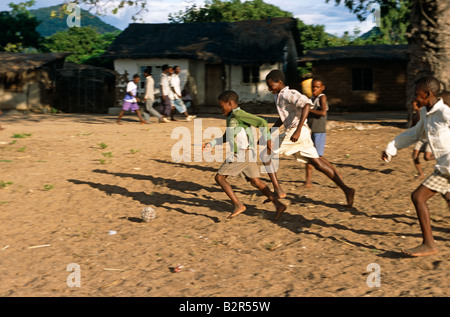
[{"left": 406, "top": 0, "right": 450, "bottom": 125}]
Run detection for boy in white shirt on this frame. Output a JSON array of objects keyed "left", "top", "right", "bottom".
[
  {"left": 382, "top": 76, "right": 450, "bottom": 257},
  {"left": 170, "top": 66, "right": 196, "bottom": 121},
  {"left": 142, "top": 68, "right": 163, "bottom": 123},
  {"left": 116, "top": 74, "right": 147, "bottom": 125},
  {"left": 265, "top": 70, "right": 355, "bottom": 209}
]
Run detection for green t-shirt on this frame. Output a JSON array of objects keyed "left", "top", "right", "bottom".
[{"left": 210, "top": 108, "right": 271, "bottom": 153}]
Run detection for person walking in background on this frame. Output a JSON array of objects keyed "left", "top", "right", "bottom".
[
  {"left": 116, "top": 74, "right": 147, "bottom": 125},
  {"left": 142, "top": 68, "right": 163, "bottom": 123},
  {"left": 159, "top": 65, "right": 172, "bottom": 123},
  {"left": 170, "top": 65, "right": 196, "bottom": 121}
]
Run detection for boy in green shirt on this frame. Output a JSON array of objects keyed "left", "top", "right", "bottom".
[{"left": 203, "top": 90, "right": 287, "bottom": 221}]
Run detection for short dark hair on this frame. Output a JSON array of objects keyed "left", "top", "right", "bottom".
[
  {"left": 162, "top": 64, "right": 170, "bottom": 71},
  {"left": 415, "top": 76, "right": 441, "bottom": 96},
  {"left": 266, "top": 69, "right": 285, "bottom": 83},
  {"left": 218, "top": 90, "right": 239, "bottom": 104},
  {"left": 312, "top": 78, "right": 325, "bottom": 85},
  {"left": 133, "top": 74, "right": 140, "bottom": 79}
]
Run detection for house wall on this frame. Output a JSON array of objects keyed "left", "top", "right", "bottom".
[
  {"left": 0, "top": 81, "right": 42, "bottom": 111},
  {"left": 312, "top": 59, "right": 407, "bottom": 111},
  {"left": 225, "top": 62, "right": 281, "bottom": 103}
]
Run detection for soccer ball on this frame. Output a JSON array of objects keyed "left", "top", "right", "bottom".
[{"left": 141, "top": 206, "right": 156, "bottom": 222}]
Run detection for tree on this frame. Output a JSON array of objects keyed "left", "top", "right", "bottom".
[
  {"left": 0, "top": 0, "right": 43, "bottom": 52},
  {"left": 168, "top": 0, "right": 292, "bottom": 23},
  {"left": 325, "top": 0, "right": 411, "bottom": 44},
  {"left": 406, "top": 0, "right": 450, "bottom": 107},
  {"left": 43, "top": 27, "right": 119, "bottom": 65}
]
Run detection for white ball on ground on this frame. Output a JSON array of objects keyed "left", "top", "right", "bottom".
[{"left": 141, "top": 206, "right": 156, "bottom": 222}]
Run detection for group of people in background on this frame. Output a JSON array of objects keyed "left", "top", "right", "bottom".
[{"left": 117, "top": 64, "right": 195, "bottom": 125}]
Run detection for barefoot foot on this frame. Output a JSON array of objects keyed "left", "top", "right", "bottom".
[
  {"left": 302, "top": 182, "right": 313, "bottom": 189},
  {"left": 263, "top": 190, "right": 286, "bottom": 204},
  {"left": 227, "top": 205, "right": 246, "bottom": 220},
  {"left": 345, "top": 187, "right": 355, "bottom": 207},
  {"left": 274, "top": 202, "right": 287, "bottom": 222},
  {"left": 401, "top": 243, "right": 438, "bottom": 257}
]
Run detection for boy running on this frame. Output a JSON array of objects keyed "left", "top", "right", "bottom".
[
  {"left": 203, "top": 90, "right": 287, "bottom": 221},
  {"left": 265, "top": 70, "right": 355, "bottom": 208},
  {"left": 382, "top": 76, "right": 450, "bottom": 257}
]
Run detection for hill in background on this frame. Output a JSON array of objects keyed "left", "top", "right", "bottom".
[{"left": 30, "top": 4, "right": 120, "bottom": 37}]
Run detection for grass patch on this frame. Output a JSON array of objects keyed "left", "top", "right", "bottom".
[{"left": 11, "top": 133, "right": 32, "bottom": 139}]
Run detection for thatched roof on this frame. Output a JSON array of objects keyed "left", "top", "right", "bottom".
[
  {"left": 103, "top": 18, "right": 301, "bottom": 65},
  {"left": 298, "top": 44, "right": 408, "bottom": 63},
  {"left": 0, "top": 52, "right": 69, "bottom": 82}
]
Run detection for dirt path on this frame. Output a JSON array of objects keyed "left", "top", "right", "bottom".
[{"left": 0, "top": 113, "right": 448, "bottom": 297}]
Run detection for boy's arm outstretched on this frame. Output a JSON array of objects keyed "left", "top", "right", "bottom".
[
  {"left": 203, "top": 132, "right": 227, "bottom": 152},
  {"left": 382, "top": 117, "right": 426, "bottom": 161}
]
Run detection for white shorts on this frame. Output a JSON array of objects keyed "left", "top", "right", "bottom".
[{"left": 274, "top": 126, "right": 319, "bottom": 163}]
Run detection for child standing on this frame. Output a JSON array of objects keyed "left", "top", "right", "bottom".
[
  {"left": 304, "top": 79, "right": 328, "bottom": 188},
  {"left": 116, "top": 74, "right": 147, "bottom": 125},
  {"left": 265, "top": 70, "right": 355, "bottom": 207},
  {"left": 203, "top": 90, "right": 287, "bottom": 221},
  {"left": 382, "top": 76, "right": 450, "bottom": 257}
]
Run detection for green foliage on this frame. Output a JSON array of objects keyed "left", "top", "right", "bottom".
[
  {"left": 325, "top": 0, "right": 412, "bottom": 44},
  {"left": 0, "top": 0, "right": 43, "bottom": 52},
  {"left": 43, "top": 26, "right": 120, "bottom": 64},
  {"left": 168, "top": 0, "right": 293, "bottom": 23}
]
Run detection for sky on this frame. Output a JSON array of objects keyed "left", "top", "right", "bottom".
[{"left": 0, "top": 0, "right": 377, "bottom": 36}]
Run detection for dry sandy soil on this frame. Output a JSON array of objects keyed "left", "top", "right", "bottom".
[{"left": 0, "top": 111, "right": 449, "bottom": 298}]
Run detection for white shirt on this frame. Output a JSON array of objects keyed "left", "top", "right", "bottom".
[
  {"left": 385, "top": 98, "right": 450, "bottom": 175},
  {"left": 160, "top": 73, "right": 171, "bottom": 98},
  {"left": 275, "top": 86, "right": 312, "bottom": 129},
  {"left": 144, "top": 75, "right": 154, "bottom": 101},
  {"left": 124, "top": 81, "right": 137, "bottom": 103},
  {"left": 170, "top": 73, "right": 182, "bottom": 99}
]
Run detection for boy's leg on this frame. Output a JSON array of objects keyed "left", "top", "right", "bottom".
[
  {"left": 307, "top": 156, "right": 355, "bottom": 207},
  {"left": 412, "top": 149, "right": 424, "bottom": 178},
  {"left": 405, "top": 185, "right": 438, "bottom": 256},
  {"left": 214, "top": 173, "right": 246, "bottom": 218},
  {"left": 249, "top": 177, "right": 287, "bottom": 221},
  {"left": 135, "top": 109, "right": 147, "bottom": 124},
  {"left": 262, "top": 160, "right": 286, "bottom": 199},
  {"left": 116, "top": 110, "right": 125, "bottom": 124},
  {"left": 303, "top": 163, "right": 313, "bottom": 188},
  {"left": 260, "top": 148, "right": 286, "bottom": 199},
  {"left": 442, "top": 192, "right": 450, "bottom": 209}
]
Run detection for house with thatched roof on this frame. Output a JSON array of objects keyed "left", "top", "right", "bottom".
[
  {"left": 0, "top": 52, "right": 69, "bottom": 112},
  {"left": 298, "top": 44, "right": 409, "bottom": 111},
  {"left": 103, "top": 17, "right": 302, "bottom": 113}
]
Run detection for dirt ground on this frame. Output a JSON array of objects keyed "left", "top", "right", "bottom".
[{"left": 0, "top": 111, "right": 449, "bottom": 298}]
